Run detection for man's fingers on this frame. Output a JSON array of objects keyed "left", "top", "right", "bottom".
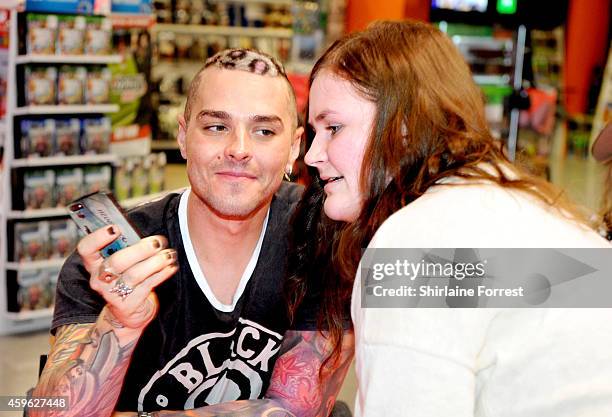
[
  {"left": 138, "top": 263, "right": 179, "bottom": 292},
  {"left": 121, "top": 249, "right": 178, "bottom": 288},
  {"left": 99, "top": 236, "right": 168, "bottom": 279},
  {"left": 77, "top": 225, "right": 122, "bottom": 270}
]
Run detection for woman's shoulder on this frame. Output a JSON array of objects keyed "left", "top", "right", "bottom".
[{"left": 370, "top": 182, "right": 609, "bottom": 248}]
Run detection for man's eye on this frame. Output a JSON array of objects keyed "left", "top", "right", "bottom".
[
  {"left": 255, "top": 128, "right": 276, "bottom": 137},
  {"left": 205, "top": 125, "right": 228, "bottom": 133}
]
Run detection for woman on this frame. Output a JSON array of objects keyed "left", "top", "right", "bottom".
[{"left": 288, "top": 20, "right": 612, "bottom": 417}]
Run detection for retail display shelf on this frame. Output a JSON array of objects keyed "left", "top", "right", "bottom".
[
  {"left": 451, "top": 35, "right": 513, "bottom": 50},
  {"left": 6, "top": 258, "right": 66, "bottom": 271},
  {"left": 152, "top": 23, "right": 293, "bottom": 39},
  {"left": 11, "top": 154, "right": 118, "bottom": 168},
  {"left": 111, "top": 13, "right": 156, "bottom": 29},
  {"left": 473, "top": 74, "right": 511, "bottom": 85},
  {"left": 151, "top": 140, "right": 180, "bottom": 150},
  {"left": 15, "top": 54, "right": 123, "bottom": 65},
  {"left": 8, "top": 207, "right": 68, "bottom": 219},
  {"left": 121, "top": 190, "right": 175, "bottom": 209},
  {"left": 6, "top": 307, "right": 53, "bottom": 321},
  {"left": 14, "top": 104, "right": 120, "bottom": 116}
]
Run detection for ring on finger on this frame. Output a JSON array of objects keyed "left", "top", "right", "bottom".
[
  {"left": 109, "top": 277, "right": 134, "bottom": 300},
  {"left": 99, "top": 259, "right": 121, "bottom": 283}
]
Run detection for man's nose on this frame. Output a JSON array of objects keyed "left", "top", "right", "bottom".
[{"left": 225, "top": 128, "right": 252, "bottom": 162}]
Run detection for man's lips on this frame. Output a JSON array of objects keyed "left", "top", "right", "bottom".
[{"left": 216, "top": 171, "right": 257, "bottom": 179}]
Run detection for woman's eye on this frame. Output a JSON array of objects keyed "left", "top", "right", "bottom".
[{"left": 327, "top": 125, "right": 342, "bottom": 135}]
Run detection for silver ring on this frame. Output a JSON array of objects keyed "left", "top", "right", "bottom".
[
  {"left": 109, "top": 278, "right": 133, "bottom": 300},
  {"left": 99, "top": 260, "right": 120, "bottom": 283}
]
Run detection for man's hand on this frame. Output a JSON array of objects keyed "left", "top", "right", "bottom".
[{"left": 78, "top": 225, "right": 179, "bottom": 329}]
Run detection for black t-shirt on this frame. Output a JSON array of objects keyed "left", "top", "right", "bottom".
[{"left": 52, "top": 182, "right": 315, "bottom": 412}]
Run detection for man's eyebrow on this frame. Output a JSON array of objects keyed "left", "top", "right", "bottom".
[
  {"left": 196, "top": 110, "right": 231, "bottom": 120},
  {"left": 251, "top": 115, "right": 284, "bottom": 126}
]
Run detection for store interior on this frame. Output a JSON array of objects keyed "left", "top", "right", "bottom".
[{"left": 0, "top": 0, "right": 610, "bottom": 411}]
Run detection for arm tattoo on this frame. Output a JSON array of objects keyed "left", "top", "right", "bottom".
[
  {"left": 154, "top": 330, "right": 354, "bottom": 417},
  {"left": 31, "top": 309, "right": 139, "bottom": 417},
  {"left": 266, "top": 330, "right": 354, "bottom": 417}
]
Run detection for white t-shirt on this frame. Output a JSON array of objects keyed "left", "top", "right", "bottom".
[{"left": 351, "top": 182, "right": 612, "bottom": 417}]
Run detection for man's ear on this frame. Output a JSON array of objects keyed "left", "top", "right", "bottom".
[
  {"left": 177, "top": 114, "right": 187, "bottom": 160},
  {"left": 287, "top": 126, "right": 304, "bottom": 172}
]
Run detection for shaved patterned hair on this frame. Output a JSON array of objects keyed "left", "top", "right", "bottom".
[{"left": 183, "top": 48, "right": 298, "bottom": 129}]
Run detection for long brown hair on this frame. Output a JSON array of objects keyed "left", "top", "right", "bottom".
[
  {"left": 601, "top": 163, "right": 612, "bottom": 239},
  {"left": 287, "top": 20, "right": 590, "bottom": 368}
]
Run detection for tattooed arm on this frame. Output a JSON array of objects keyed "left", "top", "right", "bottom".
[
  {"left": 30, "top": 307, "right": 143, "bottom": 417},
  {"left": 29, "top": 224, "right": 177, "bottom": 417},
  {"left": 152, "top": 329, "right": 355, "bottom": 417}
]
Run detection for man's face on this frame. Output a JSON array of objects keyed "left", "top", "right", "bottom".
[{"left": 178, "top": 68, "right": 301, "bottom": 220}]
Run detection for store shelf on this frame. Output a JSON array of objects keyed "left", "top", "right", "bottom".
[
  {"left": 151, "top": 140, "right": 180, "bottom": 150},
  {"left": 121, "top": 190, "right": 173, "bottom": 209},
  {"left": 6, "top": 258, "right": 66, "bottom": 271},
  {"left": 452, "top": 35, "right": 513, "bottom": 50},
  {"left": 6, "top": 307, "right": 53, "bottom": 321},
  {"left": 11, "top": 154, "right": 118, "bottom": 168},
  {"left": 14, "top": 104, "right": 119, "bottom": 116},
  {"left": 473, "top": 74, "right": 511, "bottom": 85},
  {"left": 152, "top": 23, "right": 293, "bottom": 39},
  {"left": 111, "top": 13, "right": 155, "bottom": 29},
  {"left": 15, "top": 54, "right": 122, "bottom": 65},
  {"left": 8, "top": 207, "right": 68, "bottom": 219}
]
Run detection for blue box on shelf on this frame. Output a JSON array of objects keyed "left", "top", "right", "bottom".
[
  {"left": 25, "top": 0, "right": 96, "bottom": 14},
  {"left": 111, "top": 0, "right": 152, "bottom": 14}
]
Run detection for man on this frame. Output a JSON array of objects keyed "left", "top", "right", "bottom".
[{"left": 31, "top": 49, "right": 354, "bottom": 417}]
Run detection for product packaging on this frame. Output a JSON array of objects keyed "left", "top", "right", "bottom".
[
  {"left": 14, "top": 221, "right": 48, "bottom": 261},
  {"left": 27, "top": 14, "right": 57, "bottom": 54},
  {"left": 82, "top": 117, "right": 111, "bottom": 154},
  {"left": 84, "top": 16, "right": 112, "bottom": 55},
  {"left": 54, "top": 167, "right": 83, "bottom": 207},
  {"left": 148, "top": 152, "right": 166, "bottom": 194},
  {"left": 130, "top": 157, "right": 148, "bottom": 197},
  {"left": 25, "top": 66, "right": 57, "bottom": 105},
  {"left": 85, "top": 67, "right": 111, "bottom": 104},
  {"left": 56, "top": 15, "right": 85, "bottom": 54},
  {"left": 20, "top": 119, "right": 55, "bottom": 157},
  {"left": 83, "top": 165, "right": 112, "bottom": 194},
  {"left": 54, "top": 118, "right": 81, "bottom": 155},
  {"left": 48, "top": 219, "right": 78, "bottom": 258},
  {"left": 17, "top": 269, "right": 52, "bottom": 311},
  {"left": 57, "top": 66, "right": 86, "bottom": 105},
  {"left": 114, "top": 157, "right": 133, "bottom": 201},
  {"left": 24, "top": 169, "right": 55, "bottom": 209}
]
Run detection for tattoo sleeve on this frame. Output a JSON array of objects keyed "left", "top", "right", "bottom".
[
  {"left": 30, "top": 307, "right": 142, "bottom": 417},
  {"left": 155, "top": 330, "right": 355, "bottom": 417}
]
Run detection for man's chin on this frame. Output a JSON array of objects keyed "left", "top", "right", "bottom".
[{"left": 206, "top": 195, "right": 269, "bottom": 221}]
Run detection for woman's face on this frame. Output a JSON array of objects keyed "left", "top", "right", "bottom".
[{"left": 305, "top": 70, "right": 376, "bottom": 222}]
